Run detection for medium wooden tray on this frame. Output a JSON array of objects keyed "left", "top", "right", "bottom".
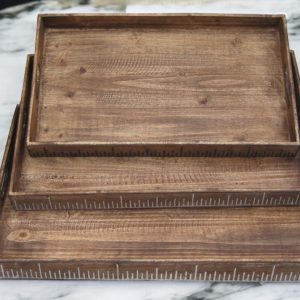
[
  {"left": 8, "top": 53, "right": 300, "bottom": 210},
  {"left": 27, "top": 14, "right": 299, "bottom": 157},
  {"left": 1, "top": 120, "right": 300, "bottom": 282}
]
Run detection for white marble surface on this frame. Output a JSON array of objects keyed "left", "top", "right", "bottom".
[{"left": 0, "top": 1, "right": 300, "bottom": 299}]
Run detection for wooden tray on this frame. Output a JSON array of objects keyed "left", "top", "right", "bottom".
[
  {"left": 8, "top": 53, "right": 300, "bottom": 210},
  {"left": 1, "top": 203, "right": 300, "bottom": 282},
  {"left": 27, "top": 14, "right": 299, "bottom": 157},
  {"left": 1, "top": 118, "right": 300, "bottom": 282}
]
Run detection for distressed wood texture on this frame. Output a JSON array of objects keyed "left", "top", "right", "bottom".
[
  {"left": 27, "top": 14, "right": 299, "bottom": 157},
  {"left": 1, "top": 193, "right": 300, "bottom": 281},
  {"left": 8, "top": 53, "right": 300, "bottom": 210},
  {"left": 0, "top": 106, "right": 19, "bottom": 211}
]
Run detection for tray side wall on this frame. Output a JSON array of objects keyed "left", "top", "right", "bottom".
[
  {"left": 8, "top": 51, "right": 300, "bottom": 210},
  {"left": 278, "top": 17, "right": 299, "bottom": 143},
  {"left": 0, "top": 261, "right": 300, "bottom": 282},
  {"left": 9, "top": 55, "right": 33, "bottom": 198},
  {"left": 0, "top": 106, "right": 19, "bottom": 211},
  {"left": 291, "top": 50, "right": 300, "bottom": 134}
]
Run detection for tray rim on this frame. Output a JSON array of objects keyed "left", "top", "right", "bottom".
[{"left": 26, "top": 13, "right": 300, "bottom": 157}]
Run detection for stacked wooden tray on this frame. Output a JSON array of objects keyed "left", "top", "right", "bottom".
[
  {"left": 28, "top": 14, "right": 299, "bottom": 157},
  {"left": 1, "top": 14, "right": 300, "bottom": 282}
]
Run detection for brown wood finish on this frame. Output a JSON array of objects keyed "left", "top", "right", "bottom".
[
  {"left": 1, "top": 125, "right": 300, "bottom": 281},
  {"left": 27, "top": 14, "right": 299, "bottom": 157},
  {"left": 1, "top": 105, "right": 300, "bottom": 282},
  {"left": 0, "top": 59, "right": 300, "bottom": 283},
  {"left": 0, "top": 106, "right": 19, "bottom": 211},
  {"left": 8, "top": 54, "right": 300, "bottom": 210},
  {"left": 1, "top": 189, "right": 300, "bottom": 281},
  {"left": 292, "top": 50, "right": 300, "bottom": 130}
]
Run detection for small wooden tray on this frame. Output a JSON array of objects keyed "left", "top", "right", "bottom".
[
  {"left": 8, "top": 54, "right": 300, "bottom": 210},
  {"left": 27, "top": 14, "right": 299, "bottom": 157}
]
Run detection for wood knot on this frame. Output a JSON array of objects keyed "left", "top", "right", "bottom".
[
  {"left": 199, "top": 97, "right": 209, "bottom": 105},
  {"left": 7, "top": 229, "right": 31, "bottom": 242},
  {"left": 66, "top": 91, "right": 75, "bottom": 98},
  {"left": 232, "top": 37, "right": 242, "bottom": 46},
  {"left": 19, "top": 231, "right": 28, "bottom": 239},
  {"left": 59, "top": 58, "right": 66, "bottom": 66},
  {"left": 80, "top": 66, "right": 87, "bottom": 74}
]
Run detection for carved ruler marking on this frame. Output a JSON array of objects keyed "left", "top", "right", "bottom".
[
  {"left": 0, "top": 263, "right": 299, "bottom": 282},
  {"left": 12, "top": 192, "right": 300, "bottom": 210}
]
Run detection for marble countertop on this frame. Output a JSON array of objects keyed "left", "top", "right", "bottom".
[{"left": 0, "top": 1, "right": 300, "bottom": 299}]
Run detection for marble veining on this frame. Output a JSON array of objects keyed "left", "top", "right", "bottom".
[
  {"left": 1, "top": 280, "right": 300, "bottom": 300},
  {"left": 0, "top": 0, "right": 300, "bottom": 299}
]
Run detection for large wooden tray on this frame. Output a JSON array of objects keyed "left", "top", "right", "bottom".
[
  {"left": 8, "top": 53, "right": 300, "bottom": 210},
  {"left": 1, "top": 114, "right": 300, "bottom": 281},
  {"left": 1, "top": 202, "right": 300, "bottom": 282},
  {"left": 27, "top": 14, "right": 299, "bottom": 157}
]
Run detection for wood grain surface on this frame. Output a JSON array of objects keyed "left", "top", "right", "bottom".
[
  {"left": 9, "top": 54, "right": 300, "bottom": 210},
  {"left": 0, "top": 106, "right": 19, "bottom": 211},
  {"left": 27, "top": 14, "right": 299, "bottom": 157},
  {"left": 1, "top": 194, "right": 300, "bottom": 281}
]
